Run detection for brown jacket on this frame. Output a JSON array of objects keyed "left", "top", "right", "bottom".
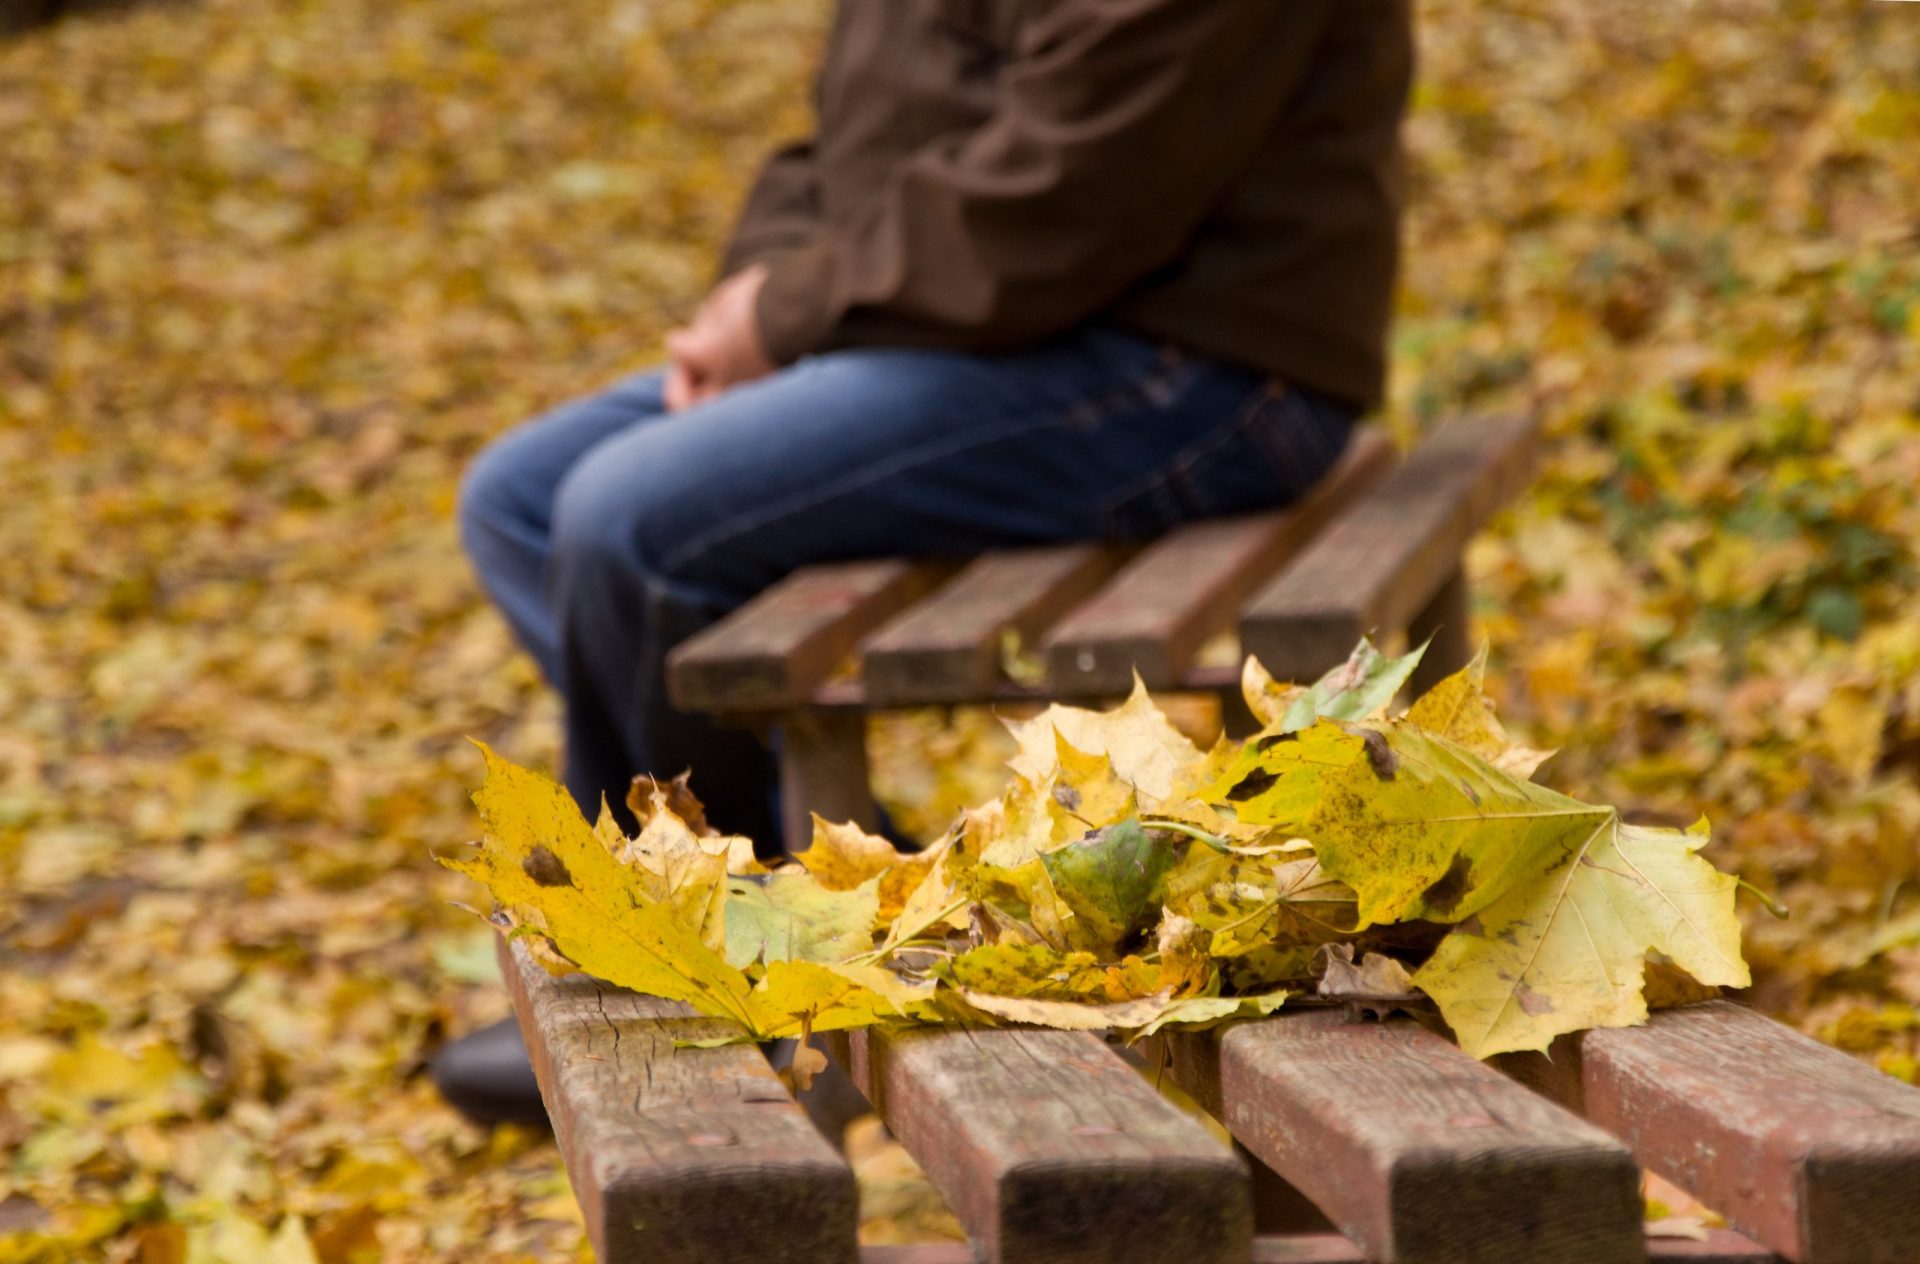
[{"left": 723, "top": 0, "right": 1413, "bottom": 412}]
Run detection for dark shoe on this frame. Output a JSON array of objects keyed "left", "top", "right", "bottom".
[
  {"left": 766, "top": 1037, "right": 872, "bottom": 1147},
  {"left": 431, "top": 1017, "right": 549, "bottom": 1127}
]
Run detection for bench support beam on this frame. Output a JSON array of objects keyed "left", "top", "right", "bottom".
[{"left": 778, "top": 708, "right": 877, "bottom": 853}]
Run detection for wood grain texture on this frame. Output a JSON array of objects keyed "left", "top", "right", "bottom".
[
  {"left": 861, "top": 1231, "right": 1781, "bottom": 1264},
  {"left": 667, "top": 559, "right": 944, "bottom": 712},
  {"left": 1241, "top": 414, "right": 1538, "bottom": 681},
  {"left": 860, "top": 543, "right": 1124, "bottom": 706},
  {"left": 833, "top": 1024, "right": 1251, "bottom": 1264},
  {"left": 499, "top": 938, "right": 858, "bottom": 1263},
  {"left": 1044, "top": 427, "right": 1397, "bottom": 694},
  {"left": 1539, "top": 1001, "right": 1920, "bottom": 1264},
  {"left": 1153, "top": 1011, "right": 1644, "bottom": 1264},
  {"left": 1639, "top": 1235, "right": 1786, "bottom": 1263}
]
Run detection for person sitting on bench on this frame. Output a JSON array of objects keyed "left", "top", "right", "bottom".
[{"left": 434, "top": 0, "right": 1414, "bottom": 1125}]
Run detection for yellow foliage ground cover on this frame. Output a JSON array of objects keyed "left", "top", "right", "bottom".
[{"left": 1, "top": 0, "right": 1917, "bottom": 1259}]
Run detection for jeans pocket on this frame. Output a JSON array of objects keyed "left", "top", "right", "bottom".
[{"left": 1099, "top": 386, "right": 1356, "bottom": 539}]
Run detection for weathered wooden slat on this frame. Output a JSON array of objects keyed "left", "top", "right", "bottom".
[
  {"left": 499, "top": 939, "right": 857, "bottom": 1263},
  {"left": 1502, "top": 1001, "right": 1920, "bottom": 1264},
  {"left": 1249, "top": 1234, "right": 1369, "bottom": 1264},
  {"left": 861, "top": 1230, "right": 1780, "bottom": 1264},
  {"left": 1152, "top": 1011, "right": 1645, "bottom": 1263},
  {"left": 832, "top": 1024, "right": 1251, "bottom": 1264},
  {"left": 1044, "top": 428, "right": 1397, "bottom": 694},
  {"left": 859, "top": 1246, "right": 976, "bottom": 1264},
  {"left": 808, "top": 661, "right": 1247, "bottom": 709},
  {"left": 667, "top": 559, "right": 946, "bottom": 712},
  {"left": 860, "top": 544, "right": 1125, "bottom": 706},
  {"left": 1638, "top": 1235, "right": 1786, "bottom": 1264},
  {"left": 1241, "top": 414, "right": 1538, "bottom": 681}
]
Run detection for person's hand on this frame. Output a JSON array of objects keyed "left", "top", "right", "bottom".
[{"left": 664, "top": 264, "right": 777, "bottom": 411}]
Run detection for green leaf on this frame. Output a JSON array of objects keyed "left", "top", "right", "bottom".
[
  {"left": 1402, "top": 645, "right": 1554, "bottom": 779},
  {"left": 723, "top": 871, "right": 881, "bottom": 969},
  {"left": 1039, "top": 819, "right": 1176, "bottom": 952},
  {"left": 1241, "top": 637, "right": 1427, "bottom": 735}
]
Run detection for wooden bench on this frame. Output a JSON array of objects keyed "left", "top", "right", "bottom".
[
  {"left": 507, "top": 412, "right": 1920, "bottom": 1261},
  {"left": 504, "top": 937, "right": 1920, "bottom": 1263},
  {"left": 667, "top": 413, "right": 1538, "bottom": 852}
]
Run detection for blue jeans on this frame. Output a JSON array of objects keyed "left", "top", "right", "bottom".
[{"left": 459, "top": 326, "right": 1354, "bottom": 846}]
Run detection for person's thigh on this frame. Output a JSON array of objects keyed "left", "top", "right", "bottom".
[
  {"left": 548, "top": 327, "right": 1351, "bottom": 608},
  {"left": 459, "top": 369, "right": 670, "bottom": 680}
]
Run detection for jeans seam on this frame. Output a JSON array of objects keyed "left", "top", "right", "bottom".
[
  {"left": 1097, "top": 381, "right": 1281, "bottom": 528},
  {"left": 1167, "top": 383, "right": 1289, "bottom": 509},
  {"left": 654, "top": 351, "right": 1196, "bottom": 579}
]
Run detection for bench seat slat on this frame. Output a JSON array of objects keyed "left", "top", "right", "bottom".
[
  {"left": 668, "top": 559, "right": 945, "bottom": 712},
  {"left": 860, "top": 543, "right": 1125, "bottom": 706},
  {"left": 833, "top": 1025, "right": 1251, "bottom": 1264},
  {"left": 1503, "top": 1001, "right": 1920, "bottom": 1264},
  {"left": 1240, "top": 414, "right": 1537, "bottom": 681},
  {"left": 499, "top": 939, "right": 857, "bottom": 1263},
  {"left": 860, "top": 1229, "right": 1781, "bottom": 1264},
  {"left": 1153, "top": 1011, "right": 1645, "bottom": 1264},
  {"left": 1043, "top": 427, "right": 1397, "bottom": 695}
]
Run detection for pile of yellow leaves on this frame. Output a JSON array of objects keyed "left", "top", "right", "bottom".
[{"left": 446, "top": 643, "right": 1751, "bottom": 1061}]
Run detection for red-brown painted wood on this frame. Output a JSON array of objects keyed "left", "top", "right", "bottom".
[
  {"left": 1153, "top": 1010, "right": 1645, "bottom": 1263},
  {"left": 498, "top": 939, "right": 857, "bottom": 1263},
  {"left": 1241, "top": 414, "right": 1537, "bottom": 681},
  {"left": 1516, "top": 1002, "right": 1920, "bottom": 1264},
  {"left": 668, "top": 559, "right": 946, "bottom": 712},
  {"left": 860, "top": 543, "right": 1125, "bottom": 706},
  {"left": 859, "top": 1229, "right": 1781, "bottom": 1264},
  {"left": 1043, "top": 428, "right": 1396, "bottom": 694},
  {"left": 834, "top": 1024, "right": 1250, "bottom": 1264}
]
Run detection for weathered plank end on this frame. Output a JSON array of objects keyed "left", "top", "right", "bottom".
[{"left": 499, "top": 938, "right": 858, "bottom": 1263}]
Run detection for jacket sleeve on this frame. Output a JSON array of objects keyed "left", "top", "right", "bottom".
[
  {"left": 754, "top": 0, "right": 1333, "bottom": 363},
  {"left": 717, "top": 141, "right": 824, "bottom": 280}
]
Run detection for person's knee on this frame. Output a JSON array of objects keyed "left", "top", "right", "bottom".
[
  {"left": 548, "top": 457, "right": 648, "bottom": 592},
  {"left": 457, "top": 434, "right": 528, "bottom": 560}
]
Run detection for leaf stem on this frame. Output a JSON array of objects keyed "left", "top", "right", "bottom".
[
  {"left": 1736, "top": 876, "right": 1790, "bottom": 920},
  {"left": 1138, "top": 817, "right": 1233, "bottom": 852}
]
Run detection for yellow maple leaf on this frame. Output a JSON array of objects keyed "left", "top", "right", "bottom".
[
  {"left": 941, "top": 941, "right": 1173, "bottom": 1004},
  {"left": 440, "top": 744, "right": 765, "bottom": 1033},
  {"left": 952, "top": 989, "right": 1177, "bottom": 1031},
  {"left": 1403, "top": 646, "right": 1554, "bottom": 779},
  {"left": 1131, "top": 990, "right": 1292, "bottom": 1039},
  {"left": 1005, "top": 677, "right": 1204, "bottom": 810},
  {"left": 871, "top": 850, "right": 969, "bottom": 956},
  {"left": 752, "top": 959, "right": 935, "bottom": 1037},
  {"left": 1414, "top": 816, "right": 1750, "bottom": 1058},
  {"left": 1209, "top": 720, "right": 1610, "bottom": 928},
  {"left": 799, "top": 816, "right": 940, "bottom": 922},
  {"left": 613, "top": 792, "right": 735, "bottom": 955}
]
